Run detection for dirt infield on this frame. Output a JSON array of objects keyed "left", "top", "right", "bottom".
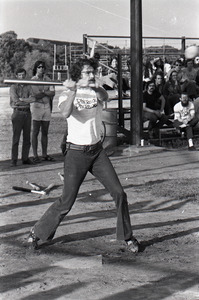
[{"left": 0, "top": 87, "right": 199, "bottom": 300}]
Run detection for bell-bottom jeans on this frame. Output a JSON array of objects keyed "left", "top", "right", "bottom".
[{"left": 33, "top": 143, "right": 133, "bottom": 242}]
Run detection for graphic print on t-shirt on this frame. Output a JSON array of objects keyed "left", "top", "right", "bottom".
[{"left": 74, "top": 88, "right": 98, "bottom": 111}]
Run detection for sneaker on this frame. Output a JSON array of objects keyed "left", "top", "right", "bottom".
[
  {"left": 188, "top": 146, "right": 197, "bottom": 151},
  {"left": 28, "top": 229, "right": 40, "bottom": 250},
  {"left": 10, "top": 160, "right": 17, "bottom": 167},
  {"left": 125, "top": 237, "right": 140, "bottom": 253},
  {"left": 22, "top": 158, "right": 34, "bottom": 165}
]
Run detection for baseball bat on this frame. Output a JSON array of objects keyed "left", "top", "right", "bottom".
[
  {"left": 12, "top": 186, "right": 46, "bottom": 195},
  {"left": 26, "top": 181, "right": 41, "bottom": 191},
  {"left": 4, "top": 79, "right": 63, "bottom": 85},
  {"left": 43, "top": 183, "right": 55, "bottom": 195},
  {"left": 58, "top": 172, "right": 64, "bottom": 182}
]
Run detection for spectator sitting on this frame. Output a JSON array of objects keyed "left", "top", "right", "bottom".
[
  {"left": 152, "top": 71, "right": 165, "bottom": 95},
  {"left": 102, "top": 56, "right": 130, "bottom": 97},
  {"left": 143, "top": 81, "right": 172, "bottom": 139},
  {"left": 152, "top": 57, "right": 164, "bottom": 75},
  {"left": 173, "top": 92, "right": 199, "bottom": 151},
  {"left": 142, "top": 55, "right": 153, "bottom": 90},
  {"left": 194, "top": 56, "right": 199, "bottom": 70},
  {"left": 163, "top": 58, "right": 171, "bottom": 79},
  {"left": 181, "top": 59, "right": 198, "bottom": 99},
  {"left": 163, "top": 70, "right": 182, "bottom": 116},
  {"left": 166, "top": 59, "right": 184, "bottom": 82},
  {"left": 93, "top": 52, "right": 103, "bottom": 77}
]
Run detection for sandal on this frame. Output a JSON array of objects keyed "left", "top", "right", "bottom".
[
  {"left": 42, "top": 155, "right": 55, "bottom": 161},
  {"left": 33, "top": 156, "right": 41, "bottom": 164}
]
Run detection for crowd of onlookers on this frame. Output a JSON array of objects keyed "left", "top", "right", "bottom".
[
  {"left": 142, "top": 55, "right": 199, "bottom": 150},
  {"left": 98, "top": 53, "right": 199, "bottom": 150},
  {"left": 9, "top": 54, "right": 199, "bottom": 167}
]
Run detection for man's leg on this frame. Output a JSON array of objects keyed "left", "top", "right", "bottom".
[
  {"left": 41, "top": 121, "right": 50, "bottom": 157},
  {"left": 90, "top": 149, "right": 133, "bottom": 241},
  {"left": 32, "top": 120, "right": 41, "bottom": 158},
  {"left": 143, "top": 111, "right": 159, "bottom": 138},
  {"left": 156, "top": 114, "right": 173, "bottom": 128},
  {"left": 21, "top": 112, "right": 31, "bottom": 161},
  {"left": 11, "top": 111, "right": 23, "bottom": 163},
  {"left": 31, "top": 149, "right": 90, "bottom": 241}
]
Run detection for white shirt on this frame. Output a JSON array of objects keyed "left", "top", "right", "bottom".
[
  {"left": 174, "top": 101, "right": 195, "bottom": 123},
  {"left": 59, "top": 87, "right": 103, "bottom": 145}
]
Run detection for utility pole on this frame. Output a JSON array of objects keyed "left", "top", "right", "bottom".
[{"left": 130, "top": 0, "right": 143, "bottom": 145}]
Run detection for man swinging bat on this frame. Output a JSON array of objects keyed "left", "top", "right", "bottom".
[{"left": 27, "top": 57, "right": 140, "bottom": 253}]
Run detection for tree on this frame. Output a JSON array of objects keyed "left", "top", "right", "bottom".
[
  {"left": 23, "top": 50, "right": 53, "bottom": 78},
  {"left": 0, "top": 31, "right": 32, "bottom": 77}
]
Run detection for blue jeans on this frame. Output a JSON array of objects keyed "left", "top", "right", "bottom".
[
  {"left": 11, "top": 110, "right": 31, "bottom": 162},
  {"left": 33, "top": 143, "right": 133, "bottom": 241}
]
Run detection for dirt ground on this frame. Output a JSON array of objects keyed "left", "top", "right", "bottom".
[{"left": 0, "top": 87, "right": 199, "bottom": 300}]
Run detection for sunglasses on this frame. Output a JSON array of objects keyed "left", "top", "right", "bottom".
[
  {"left": 37, "top": 65, "right": 45, "bottom": 69},
  {"left": 175, "top": 64, "right": 181, "bottom": 66}
]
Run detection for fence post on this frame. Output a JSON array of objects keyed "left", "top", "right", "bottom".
[
  {"left": 130, "top": 0, "right": 143, "bottom": 145},
  {"left": 83, "top": 34, "right": 88, "bottom": 57},
  {"left": 117, "top": 53, "right": 124, "bottom": 127},
  {"left": 181, "top": 36, "right": 186, "bottom": 56}
]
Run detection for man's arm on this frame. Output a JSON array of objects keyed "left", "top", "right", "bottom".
[
  {"left": 159, "top": 95, "right": 166, "bottom": 112},
  {"left": 58, "top": 80, "right": 77, "bottom": 118},
  {"left": 18, "top": 96, "right": 36, "bottom": 104},
  {"left": 143, "top": 102, "right": 161, "bottom": 117},
  {"left": 10, "top": 85, "right": 36, "bottom": 106},
  {"left": 188, "top": 103, "right": 195, "bottom": 121},
  {"left": 43, "top": 85, "right": 55, "bottom": 98},
  {"left": 91, "top": 86, "right": 109, "bottom": 102}
]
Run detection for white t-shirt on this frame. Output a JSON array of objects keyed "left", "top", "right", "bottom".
[
  {"left": 174, "top": 101, "right": 195, "bottom": 122},
  {"left": 59, "top": 87, "right": 103, "bottom": 145}
]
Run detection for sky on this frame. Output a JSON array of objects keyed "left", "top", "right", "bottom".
[{"left": 0, "top": 0, "right": 199, "bottom": 45}]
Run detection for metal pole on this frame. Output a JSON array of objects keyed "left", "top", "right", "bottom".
[
  {"left": 65, "top": 45, "right": 67, "bottom": 65},
  {"left": 130, "top": 0, "right": 143, "bottom": 145},
  {"left": 83, "top": 34, "right": 88, "bottom": 57},
  {"left": 181, "top": 36, "right": 186, "bottom": 56},
  {"left": 53, "top": 44, "right": 56, "bottom": 80},
  {"left": 117, "top": 53, "right": 124, "bottom": 127}
]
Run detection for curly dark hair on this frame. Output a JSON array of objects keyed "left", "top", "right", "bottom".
[
  {"left": 70, "top": 58, "right": 98, "bottom": 82},
  {"left": 32, "top": 60, "right": 46, "bottom": 76}
]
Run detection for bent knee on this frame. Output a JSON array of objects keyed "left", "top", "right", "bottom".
[{"left": 112, "top": 189, "right": 127, "bottom": 202}]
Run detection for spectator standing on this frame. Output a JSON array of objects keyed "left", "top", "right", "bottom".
[
  {"left": 28, "top": 58, "right": 140, "bottom": 253},
  {"left": 173, "top": 92, "right": 198, "bottom": 150},
  {"left": 10, "top": 68, "right": 36, "bottom": 167},
  {"left": 31, "top": 61, "right": 55, "bottom": 163}
]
